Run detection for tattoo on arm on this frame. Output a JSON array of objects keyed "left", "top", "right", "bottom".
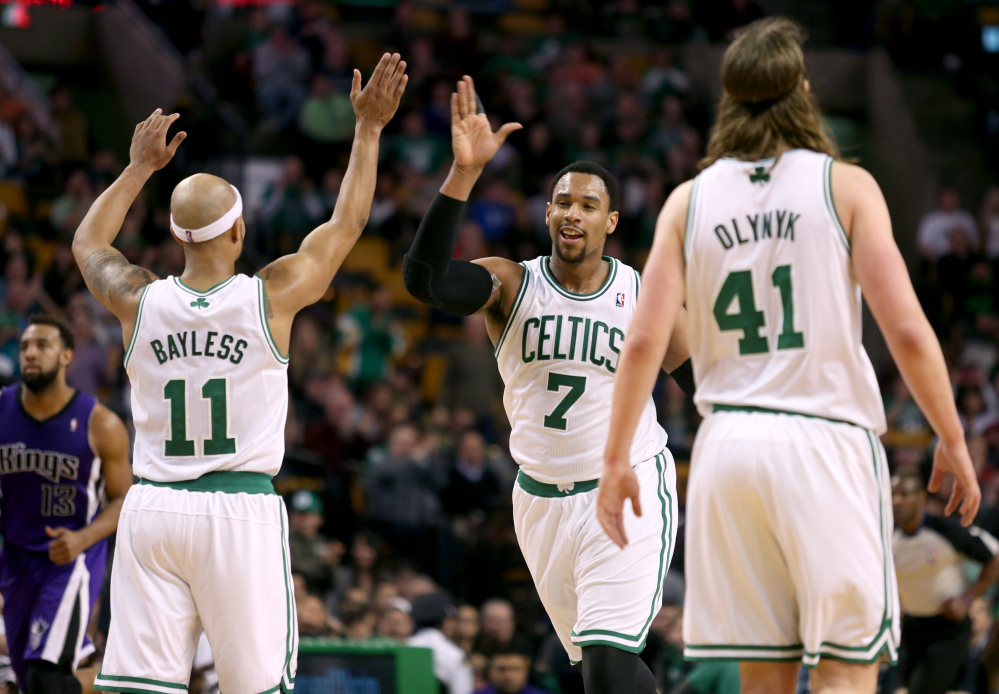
[{"left": 81, "top": 248, "right": 157, "bottom": 306}]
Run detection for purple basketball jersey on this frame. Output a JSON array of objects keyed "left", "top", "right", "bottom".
[{"left": 0, "top": 385, "right": 102, "bottom": 553}]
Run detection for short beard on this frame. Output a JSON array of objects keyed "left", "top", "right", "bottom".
[
  {"left": 553, "top": 240, "right": 586, "bottom": 264},
  {"left": 22, "top": 366, "right": 60, "bottom": 394}
]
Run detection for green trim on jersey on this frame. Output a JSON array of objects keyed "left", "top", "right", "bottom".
[
  {"left": 571, "top": 453, "right": 672, "bottom": 653},
  {"left": 683, "top": 175, "right": 702, "bottom": 259},
  {"left": 540, "top": 256, "right": 618, "bottom": 301},
  {"left": 823, "top": 157, "right": 851, "bottom": 254},
  {"left": 255, "top": 275, "right": 290, "bottom": 363},
  {"left": 139, "top": 471, "right": 275, "bottom": 494},
  {"left": 172, "top": 275, "right": 238, "bottom": 296},
  {"left": 494, "top": 263, "right": 530, "bottom": 358},
  {"left": 279, "top": 503, "right": 296, "bottom": 692},
  {"left": 633, "top": 268, "right": 641, "bottom": 298},
  {"left": 123, "top": 284, "right": 150, "bottom": 371},
  {"left": 94, "top": 672, "right": 188, "bottom": 693},
  {"left": 516, "top": 470, "right": 598, "bottom": 497},
  {"left": 711, "top": 404, "right": 862, "bottom": 429}
]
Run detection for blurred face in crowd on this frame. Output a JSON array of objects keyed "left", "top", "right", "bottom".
[
  {"left": 297, "top": 595, "right": 331, "bottom": 636},
  {"left": 373, "top": 582, "right": 398, "bottom": 612},
  {"left": 489, "top": 654, "right": 531, "bottom": 694},
  {"left": 891, "top": 475, "right": 926, "bottom": 529},
  {"left": 456, "top": 605, "right": 480, "bottom": 642},
  {"left": 388, "top": 424, "right": 419, "bottom": 459},
  {"left": 458, "top": 431, "right": 486, "bottom": 467},
  {"left": 352, "top": 535, "right": 378, "bottom": 570},
  {"left": 290, "top": 509, "right": 324, "bottom": 539},
  {"left": 546, "top": 173, "right": 618, "bottom": 265},
  {"left": 377, "top": 608, "right": 414, "bottom": 641},
  {"left": 481, "top": 601, "right": 515, "bottom": 644},
  {"left": 20, "top": 324, "right": 72, "bottom": 394},
  {"left": 939, "top": 188, "right": 960, "bottom": 212}
]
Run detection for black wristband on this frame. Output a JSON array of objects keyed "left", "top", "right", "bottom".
[{"left": 669, "top": 359, "right": 695, "bottom": 397}]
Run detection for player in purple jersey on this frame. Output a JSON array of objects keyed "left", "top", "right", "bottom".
[{"left": 0, "top": 314, "right": 132, "bottom": 694}]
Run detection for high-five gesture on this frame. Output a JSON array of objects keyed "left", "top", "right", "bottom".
[
  {"left": 451, "top": 76, "right": 522, "bottom": 170},
  {"left": 351, "top": 52, "right": 408, "bottom": 131},
  {"left": 129, "top": 109, "right": 186, "bottom": 174}
]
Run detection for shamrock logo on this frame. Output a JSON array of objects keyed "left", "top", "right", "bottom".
[
  {"left": 749, "top": 166, "right": 771, "bottom": 184},
  {"left": 190, "top": 297, "right": 210, "bottom": 309}
]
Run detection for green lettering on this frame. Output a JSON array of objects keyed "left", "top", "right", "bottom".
[
  {"left": 522, "top": 318, "right": 539, "bottom": 363},
  {"left": 217, "top": 334, "right": 233, "bottom": 360},
  {"left": 553, "top": 316, "right": 567, "bottom": 359},
  {"left": 714, "top": 225, "right": 734, "bottom": 250},
  {"left": 167, "top": 334, "right": 181, "bottom": 360},
  {"left": 230, "top": 339, "right": 247, "bottom": 365},
  {"left": 732, "top": 218, "right": 748, "bottom": 245},
  {"left": 151, "top": 340, "right": 167, "bottom": 365},
  {"left": 176, "top": 332, "right": 188, "bottom": 357},
  {"left": 590, "top": 321, "right": 608, "bottom": 367},
  {"left": 538, "top": 315, "right": 555, "bottom": 361},
  {"left": 191, "top": 331, "right": 203, "bottom": 356},
  {"left": 205, "top": 331, "right": 217, "bottom": 357},
  {"left": 567, "top": 316, "right": 584, "bottom": 361},
  {"left": 608, "top": 328, "right": 624, "bottom": 373},
  {"left": 762, "top": 212, "right": 772, "bottom": 238},
  {"left": 582, "top": 319, "right": 591, "bottom": 362}
]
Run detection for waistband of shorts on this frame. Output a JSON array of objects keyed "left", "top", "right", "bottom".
[
  {"left": 138, "top": 471, "right": 276, "bottom": 495},
  {"left": 516, "top": 470, "right": 599, "bottom": 497},
  {"left": 711, "top": 404, "right": 861, "bottom": 428},
  {"left": 515, "top": 447, "right": 666, "bottom": 498}
]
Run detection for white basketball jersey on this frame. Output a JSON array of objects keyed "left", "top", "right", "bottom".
[
  {"left": 685, "top": 149, "right": 886, "bottom": 433},
  {"left": 496, "top": 256, "right": 668, "bottom": 485},
  {"left": 124, "top": 274, "right": 289, "bottom": 482}
]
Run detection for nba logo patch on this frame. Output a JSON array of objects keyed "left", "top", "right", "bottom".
[
  {"left": 186, "top": 230, "right": 194, "bottom": 243},
  {"left": 70, "top": 418, "right": 77, "bottom": 433},
  {"left": 616, "top": 293, "right": 625, "bottom": 307}
]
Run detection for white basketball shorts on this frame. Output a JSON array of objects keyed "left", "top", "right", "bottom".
[
  {"left": 683, "top": 408, "right": 900, "bottom": 668},
  {"left": 513, "top": 448, "right": 678, "bottom": 663},
  {"left": 94, "top": 473, "right": 297, "bottom": 694}
]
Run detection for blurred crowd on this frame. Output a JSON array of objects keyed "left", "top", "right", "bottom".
[{"left": 1, "top": 1, "right": 999, "bottom": 693}]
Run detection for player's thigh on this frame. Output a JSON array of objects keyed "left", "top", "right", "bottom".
[
  {"left": 512, "top": 484, "right": 580, "bottom": 661},
  {"left": 96, "top": 488, "right": 202, "bottom": 691},
  {"left": 772, "top": 422, "right": 898, "bottom": 666},
  {"left": 739, "top": 661, "right": 799, "bottom": 694},
  {"left": 190, "top": 493, "right": 296, "bottom": 694},
  {"left": 573, "top": 451, "right": 677, "bottom": 656},
  {"left": 683, "top": 415, "right": 800, "bottom": 660},
  {"left": 810, "top": 660, "right": 880, "bottom": 694}
]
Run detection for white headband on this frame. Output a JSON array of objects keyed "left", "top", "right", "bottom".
[{"left": 170, "top": 185, "right": 243, "bottom": 244}]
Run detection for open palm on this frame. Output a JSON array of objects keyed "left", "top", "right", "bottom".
[{"left": 451, "top": 76, "right": 521, "bottom": 169}]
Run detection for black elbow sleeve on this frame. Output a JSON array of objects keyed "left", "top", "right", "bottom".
[{"left": 669, "top": 359, "right": 695, "bottom": 397}]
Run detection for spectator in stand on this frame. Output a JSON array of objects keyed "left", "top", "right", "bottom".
[
  {"left": 297, "top": 74, "right": 355, "bottom": 178},
  {"left": 408, "top": 591, "right": 474, "bottom": 694},
  {"left": 333, "top": 531, "right": 385, "bottom": 602},
  {"left": 455, "top": 604, "right": 480, "bottom": 655},
  {"left": 287, "top": 490, "right": 343, "bottom": 595},
  {"left": 917, "top": 187, "right": 980, "bottom": 261},
  {"left": 41, "top": 244, "right": 84, "bottom": 310},
  {"left": 475, "top": 599, "right": 516, "bottom": 657},
  {"left": 298, "top": 593, "right": 339, "bottom": 637},
  {"left": 337, "top": 287, "right": 406, "bottom": 390},
  {"left": 440, "top": 317, "right": 503, "bottom": 436},
  {"left": 892, "top": 469, "right": 999, "bottom": 694},
  {"left": 980, "top": 186, "right": 999, "bottom": 260},
  {"left": 253, "top": 25, "right": 310, "bottom": 132},
  {"left": 341, "top": 605, "right": 377, "bottom": 642},
  {"left": 390, "top": 111, "right": 448, "bottom": 175},
  {"left": 441, "top": 430, "right": 501, "bottom": 522},
  {"left": 377, "top": 601, "right": 415, "bottom": 642},
  {"left": 258, "top": 156, "right": 325, "bottom": 254},
  {"left": 65, "top": 307, "right": 110, "bottom": 396},
  {"left": 48, "top": 86, "right": 89, "bottom": 168},
  {"left": 474, "top": 643, "right": 547, "bottom": 694},
  {"left": 49, "top": 169, "right": 95, "bottom": 240}
]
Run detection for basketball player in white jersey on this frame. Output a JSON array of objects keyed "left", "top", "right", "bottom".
[
  {"left": 71, "top": 53, "right": 408, "bottom": 694},
  {"left": 598, "top": 18, "right": 981, "bottom": 694},
  {"left": 402, "top": 77, "right": 694, "bottom": 694}
]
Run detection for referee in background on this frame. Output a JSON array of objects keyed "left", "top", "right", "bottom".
[{"left": 892, "top": 468, "right": 999, "bottom": 694}]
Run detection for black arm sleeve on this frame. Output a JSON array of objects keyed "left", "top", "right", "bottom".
[
  {"left": 926, "top": 515, "right": 998, "bottom": 564},
  {"left": 402, "top": 192, "right": 495, "bottom": 316},
  {"left": 668, "top": 359, "right": 695, "bottom": 397}
]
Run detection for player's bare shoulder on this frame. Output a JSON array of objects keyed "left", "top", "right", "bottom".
[{"left": 829, "top": 160, "right": 888, "bottom": 237}]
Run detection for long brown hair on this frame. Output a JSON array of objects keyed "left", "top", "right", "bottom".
[{"left": 700, "top": 17, "right": 840, "bottom": 169}]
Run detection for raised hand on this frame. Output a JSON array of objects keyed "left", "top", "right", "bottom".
[
  {"left": 451, "top": 76, "right": 522, "bottom": 171},
  {"left": 129, "top": 109, "right": 186, "bottom": 173},
  {"left": 351, "top": 53, "right": 408, "bottom": 131},
  {"left": 930, "top": 438, "right": 982, "bottom": 526}
]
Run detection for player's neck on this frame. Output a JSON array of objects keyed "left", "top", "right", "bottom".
[
  {"left": 179, "top": 252, "right": 236, "bottom": 292},
  {"left": 548, "top": 250, "right": 609, "bottom": 295},
  {"left": 20, "top": 379, "right": 75, "bottom": 420}
]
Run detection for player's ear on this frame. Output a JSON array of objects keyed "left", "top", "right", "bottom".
[
  {"left": 606, "top": 210, "right": 619, "bottom": 236},
  {"left": 545, "top": 202, "right": 551, "bottom": 227},
  {"left": 233, "top": 218, "right": 245, "bottom": 244},
  {"left": 60, "top": 347, "right": 74, "bottom": 369}
]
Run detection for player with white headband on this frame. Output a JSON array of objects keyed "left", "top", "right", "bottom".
[{"left": 71, "top": 53, "right": 408, "bottom": 694}]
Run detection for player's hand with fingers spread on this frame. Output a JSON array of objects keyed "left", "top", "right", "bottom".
[
  {"left": 350, "top": 52, "right": 409, "bottom": 131},
  {"left": 46, "top": 525, "right": 89, "bottom": 566},
  {"left": 597, "top": 460, "right": 642, "bottom": 549},
  {"left": 930, "top": 438, "right": 982, "bottom": 527},
  {"left": 451, "top": 75, "right": 522, "bottom": 172},
  {"left": 129, "top": 108, "right": 186, "bottom": 174}
]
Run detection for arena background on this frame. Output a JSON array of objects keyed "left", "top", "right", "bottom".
[{"left": 2, "top": 0, "right": 999, "bottom": 692}]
